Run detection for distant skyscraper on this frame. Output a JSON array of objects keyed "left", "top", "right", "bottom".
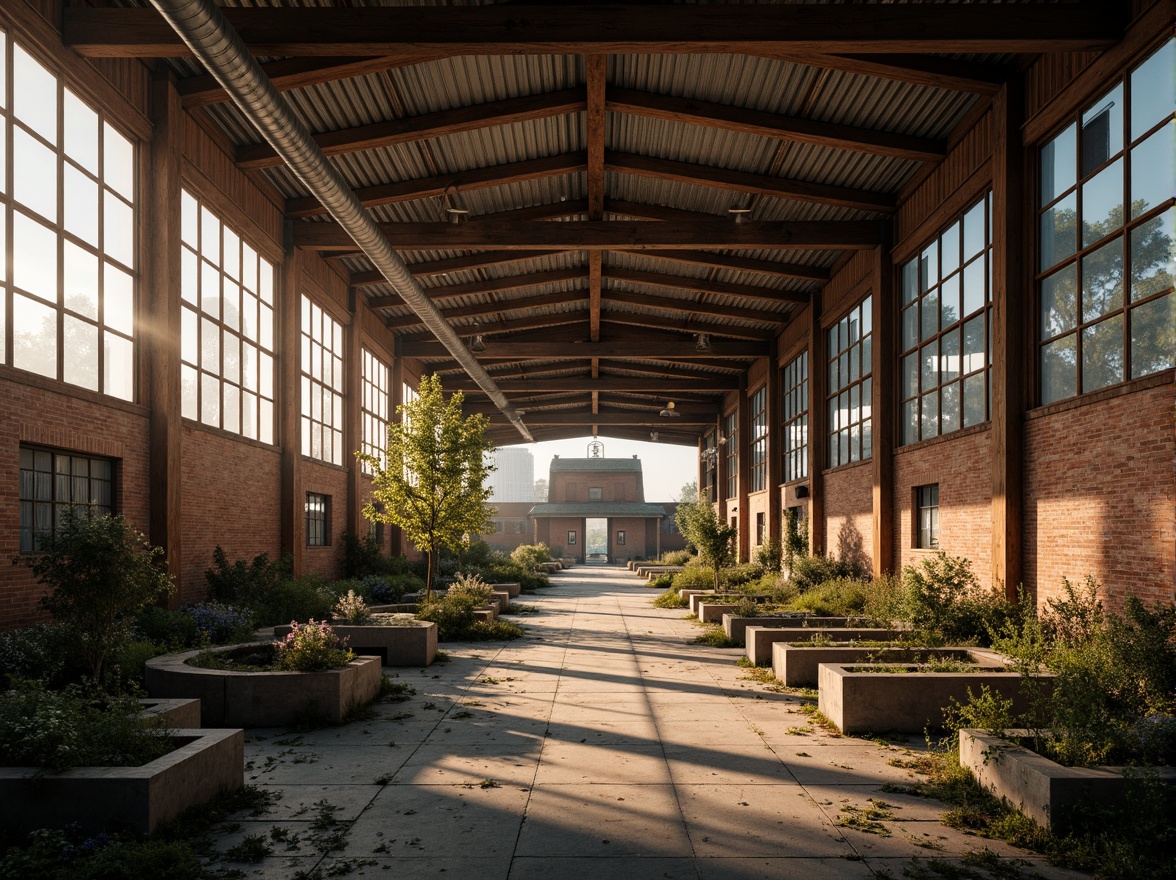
[{"left": 487, "top": 448, "right": 535, "bottom": 501}]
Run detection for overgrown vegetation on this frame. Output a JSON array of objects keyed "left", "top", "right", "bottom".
[
  {"left": 415, "top": 586, "right": 523, "bottom": 642},
  {"left": 674, "top": 490, "right": 737, "bottom": 591}
]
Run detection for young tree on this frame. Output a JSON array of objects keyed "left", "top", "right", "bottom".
[
  {"left": 358, "top": 374, "right": 495, "bottom": 594},
  {"left": 674, "top": 490, "right": 737, "bottom": 591},
  {"left": 677, "top": 480, "right": 698, "bottom": 502}
]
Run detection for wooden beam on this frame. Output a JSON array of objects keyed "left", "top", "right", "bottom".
[
  {"left": 589, "top": 251, "right": 603, "bottom": 343},
  {"left": 870, "top": 244, "right": 895, "bottom": 577},
  {"left": 389, "top": 290, "right": 585, "bottom": 328},
  {"left": 366, "top": 268, "right": 583, "bottom": 308},
  {"left": 605, "top": 200, "right": 714, "bottom": 222},
  {"left": 352, "top": 250, "right": 571, "bottom": 285},
  {"left": 402, "top": 336, "right": 768, "bottom": 360},
  {"left": 603, "top": 289, "right": 786, "bottom": 325},
  {"left": 606, "top": 267, "right": 810, "bottom": 304},
  {"left": 66, "top": 6, "right": 1121, "bottom": 58},
  {"left": 287, "top": 152, "right": 586, "bottom": 218},
  {"left": 487, "top": 411, "right": 719, "bottom": 427},
  {"left": 607, "top": 151, "right": 894, "bottom": 213},
  {"left": 757, "top": 53, "right": 1009, "bottom": 96},
  {"left": 446, "top": 377, "right": 739, "bottom": 393},
  {"left": 625, "top": 249, "right": 828, "bottom": 282},
  {"left": 177, "top": 55, "right": 449, "bottom": 109},
  {"left": 402, "top": 309, "right": 587, "bottom": 342},
  {"left": 609, "top": 88, "right": 944, "bottom": 161},
  {"left": 599, "top": 311, "right": 773, "bottom": 342},
  {"left": 293, "top": 218, "right": 881, "bottom": 251},
  {"left": 238, "top": 89, "right": 585, "bottom": 169}
]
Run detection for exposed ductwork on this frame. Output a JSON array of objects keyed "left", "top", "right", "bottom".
[{"left": 147, "top": 0, "right": 533, "bottom": 442}]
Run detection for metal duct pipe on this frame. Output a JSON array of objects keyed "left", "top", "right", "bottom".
[{"left": 147, "top": 0, "right": 533, "bottom": 442}]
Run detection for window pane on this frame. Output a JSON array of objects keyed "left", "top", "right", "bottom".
[
  {"left": 1041, "top": 263, "right": 1077, "bottom": 339},
  {"left": 902, "top": 399, "right": 918, "bottom": 445},
  {"left": 1132, "top": 41, "right": 1174, "bottom": 141},
  {"left": 962, "top": 316, "right": 985, "bottom": 374},
  {"left": 1081, "top": 158, "right": 1124, "bottom": 247},
  {"left": 1041, "top": 124, "right": 1077, "bottom": 206},
  {"left": 1081, "top": 315, "right": 1124, "bottom": 391},
  {"left": 1041, "top": 334, "right": 1077, "bottom": 404},
  {"left": 200, "top": 207, "right": 220, "bottom": 263},
  {"left": 962, "top": 256, "right": 985, "bottom": 318},
  {"left": 1131, "top": 124, "right": 1174, "bottom": 220},
  {"left": 1041, "top": 192, "right": 1077, "bottom": 270},
  {"left": 181, "top": 191, "right": 199, "bottom": 247},
  {"left": 223, "top": 383, "right": 240, "bottom": 435},
  {"left": 63, "top": 316, "right": 98, "bottom": 391},
  {"left": 1130, "top": 292, "right": 1175, "bottom": 378},
  {"left": 940, "top": 272, "right": 960, "bottom": 328},
  {"left": 920, "top": 241, "right": 938, "bottom": 290},
  {"left": 201, "top": 317, "right": 219, "bottom": 370},
  {"left": 963, "top": 199, "right": 986, "bottom": 260},
  {"left": 1081, "top": 236, "right": 1124, "bottom": 323},
  {"left": 921, "top": 340, "right": 938, "bottom": 391},
  {"left": 901, "top": 305, "right": 918, "bottom": 351},
  {"left": 104, "top": 264, "right": 134, "bottom": 336},
  {"left": 223, "top": 281, "right": 240, "bottom": 332},
  {"left": 921, "top": 288, "right": 939, "bottom": 341},
  {"left": 1080, "top": 85, "right": 1123, "bottom": 177},
  {"left": 64, "top": 242, "right": 99, "bottom": 320},
  {"left": 104, "top": 333, "right": 133, "bottom": 401},
  {"left": 260, "top": 399, "right": 274, "bottom": 444},
  {"left": 242, "top": 391, "right": 258, "bottom": 440},
  {"left": 13, "top": 293, "right": 57, "bottom": 378},
  {"left": 941, "top": 381, "right": 960, "bottom": 435},
  {"left": 14, "top": 46, "right": 57, "bottom": 144},
  {"left": 242, "top": 341, "right": 257, "bottom": 392},
  {"left": 181, "top": 364, "right": 198, "bottom": 420},
  {"left": 103, "top": 192, "right": 135, "bottom": 268},
  {"left": 260, "top": 352, "right": 273, "bottom": 398},
  {"left": 103, "top": 123, "right": 135, "bottom": 201},
  {"left": 1130, "top": 208, "right": 1175, "bottom": 301},
  {"left": 941, "top": 328, "right": 960, "bottom": 382},
  {"left": 901, "top": 352, "right": 918, "bottom": 399},
  {"left": 222, "top": 226, "right": 240, "bottom": 280},
  {"left": 63, "top": 165, "right": 99, "bottom": 247},
  {"left": 901, "top": 260, "right": 918, "bottom": 305},
  {"left": 13, "top": 213, "right": 58, "bottom": 302},
  {"left": 941, "top": 221, "right": 961, "bottom": 276},
  {"left": 920, "top": 391, "right": 939, "bottom": 439},
  {"left": 64, "top": 92, "right": 99, "bottom": 175},
  {"left": 963, "top": 373, "right": 986, "bottom": 427},
  {"left": 223, "top": 331, "right": 239, "bottom": 384},
  {"left": 15, "top": 129, "right": 58, "bottom": 222},
  {"left": 201, "top": 373, "right": 220, "bottom": 426}
]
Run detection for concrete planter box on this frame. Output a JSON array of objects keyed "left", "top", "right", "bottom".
[
  {"left": 721, "top": 615, "right": 859, "bottom": 645},
  {"left": 697, "top": 596, "right": 772, "bottom": 623},
  {"left": 540, "top": 562, "right": 563, "bottom": 573},
  {"left": 745, "top": 627, "right": 901, "bottom": 666},
  {"left": 772, "top": 644, "right": 983, "bottom": 687},
  {"left": 491, "top": 591, "right": 511, "bottom": 613},
  {"left": 475, "top": 604, "right": 498, "bottom": 622},
  {"left": 689, "top": 593, "right": 769, "bottom": 616},
  {"left": 818, "top": 663, "right": 1050, "bottom": 735},
  {"left": 274, "top": 620, "right": 437, "bottom": 667},
  {"left": 369, "top": 602, "right": 419, "bottom": 614},
  {"left": 490, "top": 582, "right": 522, "bottom": 599},
  {"left": 138, "top": 697, "right": 202, "bottom": 728},
  {"left": 959, "top": 728, "right": 1176, "bottom": 833},
  {"left": 560, "top": 558, "right": 576, "bottom": 568},
  {"left": 0, "top": 728, "right": 243, "bottom": 836},
  {"left": 146, "top": 647, "right": 383, "bottom": 728}
]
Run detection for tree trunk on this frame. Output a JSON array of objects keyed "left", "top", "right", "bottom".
[{"left": 425, "top": 546, "right": 436, "bottom": 599}]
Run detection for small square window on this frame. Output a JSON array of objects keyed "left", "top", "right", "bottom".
[
  {"left": 588, "top": 487, "right": 602, "bottom": 501},
  {"left": 616, "top": 530, "right": 626, "bottom": 546},
  {"left": 915, "top": 485, "right": 940, "bottom": 549},
  {"left": 567, "top": 530, "right": 577, "bottom": 545},
  {"left": 306, "top": 493, "right": 330, "bottom": 547}
]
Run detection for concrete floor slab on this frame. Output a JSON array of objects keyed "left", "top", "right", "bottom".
[{"left": 534, "top": 741, "right": 671, "bottom": 785}]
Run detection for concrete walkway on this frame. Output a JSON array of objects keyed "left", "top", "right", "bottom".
[{"left": 225, "top": 566, "right": 1086, "bottom": 880}]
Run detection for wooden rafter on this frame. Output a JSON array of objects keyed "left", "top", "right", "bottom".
[
  {"left": 365, "top": 268, "right": 583, "bottom": 308},
  {"left": 401, "top": 336, "right": 769, "bottom": 359},
  {"left": 401, "top": 309, "right": 587, "bottom": 342},
  {"left": 598, "top": 311, "right": 773, "bottom": 342},
  {"left": 606, "top": 267, "right": 809, "bottom": 304},
  {"left": 586, "top": 54, "right": 607, "bottom": 342},
  {"left": 388, "top": 290, "right": 585, "bottom": 329},
  {"left": 352, "top": 251, "right": 573, "bottom": 285},
  {"left": 445, "top": 376, "right": 740, "bottom": 393},
  {"left": 625, "top": 249, "right": 827, "bottom": 282},
  {"left": 485, "top": 411, "right": 720, "bottom": 426},
  {"left": 66, "top": 5, "right": 1121, "bottom": 58},
  {"left": 602, "top": 290, "right": 788, "bottom": 325}
]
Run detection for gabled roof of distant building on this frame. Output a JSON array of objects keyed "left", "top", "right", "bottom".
[
  {"left": 549, "top": 457, "right": 643, "bottom": 473},
  {"left": 530, "top": 502, "right": 665, "bottom": 518}
]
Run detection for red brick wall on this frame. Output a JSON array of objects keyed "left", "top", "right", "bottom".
[
  {"left": 0, "top": 378, "right": 151, "bottom": 629},
  {"left": 894, "top": 427, "right": 993, "bottom": 585},
  {"left": 180, "top": 425, "right": 281, "bottom": 603},
  {"left": 822, "top": 462, "right": 873, "bottom": 571},
  {"left": 747, "top": 490, "right": 771, "bottom": 555},
  {"left": 301, "top": 461, "right": 350, "bottom": 580},
  {"left": 1024, "top": 378, "right": 1176, "bottom": 612}
]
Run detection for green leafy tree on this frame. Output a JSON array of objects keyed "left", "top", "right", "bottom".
[
  {"left": 782, "top": 508, "right": 809, "bottom": 577},
  {"left": 674, "top": 490, "right": 736, "bottom": 591},
  {"left": 22, "top": 508, "right": 174, "bottom": 684},
  {"left": 358, "top": 374, "right": 495, "bottom": 595},
  {"left": 677, "top": 480, "right": 698, "bottom": 502}
]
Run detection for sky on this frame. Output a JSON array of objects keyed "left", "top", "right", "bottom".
[{"left": 525, "top": 436, "right": 699, "bottom": 502}]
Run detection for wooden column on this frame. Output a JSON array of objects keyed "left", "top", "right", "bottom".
[
  {"left": 146, "top": 68, "right": 183, "bottom": 601},
  {"left": 736, "top": 375, "right": 751, "bottom": 563},
  {"left": 807, "top": 294, "right": 827, "bottom": 556},
  {"left": 388, "top": 349, "right": 405, "bottom": 555},
  {"left": 765, "top": 342, "right": 782, "bottom": 552},
  {"left": 991, "top": 82, "right": 1026, "bottom": 599},
  {"left": 871, "top": 243, "right": 896, "bottom": 576},
  {"left": 345, "top": 289, "right": 363, "bottom": 538},
  {"left": 278, "top": 237, "right": 304, "bottom": 574}
]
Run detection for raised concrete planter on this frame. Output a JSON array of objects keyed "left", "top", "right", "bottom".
[
  {"left": 722, "top": 614, "right": 859, "bottom": 645},
  {"left": 139, "top": 697, "right": 202, "bottom": 728},
  {"left": 369, "top": 602, "right": 419, "bottom": 614},
  {"left": 0, "top": 728, "right": 243, "bottom": 836},
  {"left": 772, "top": 644, "right": 982, "bottom": 687},
  {"left": 146, "top": 647, "right": 383, "bottom": 728},
  {"left": 491, "top": 591, "right": 511, "bottom": 613},
  {"left": 540, "top": 562, "right": 562, "bottom": 573},
  {"left": 475, "top": 604, "right": 498, "bottom": 622},
  {"left": 490, "top": 582, "right": 522, "bottom": 599},
  {"left": 560, "top": 557, "right": 576, "bottom": 568},
  {"left": 958, "top": 728, "right": 1176, "bottom": 833},
  {"left": 274, "top": 620, "right": 437, "bottom": 667},
  {"left": 745, "top": 627, "right": 901, "bottom": 666},
  {"left": 688, "top": 592, "right": 769, "bottom": 616},
  {"left": 696, "top": 596, "right": 772, "bottom": 623},
  {"left": 818, "top": 663, "right": 1050, "bottom": 734}
]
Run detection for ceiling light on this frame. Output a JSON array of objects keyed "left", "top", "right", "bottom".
[
  {"left": 695, "top": 333, "right": 711, "bottom": 352},
  {"left": 659, "top": 401, "right": 680, "bottom": 418},
  {"left": 650, "top": 431, "right": 659, "bottom": 442},
  {"left": 728, "top": 206, "right": 751, "bottom": 224},
  {"left": 471, "top": 335, "right": 486, "bottom": 353}
]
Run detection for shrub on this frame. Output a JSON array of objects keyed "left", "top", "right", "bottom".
[
  {"left": 339, "top": 529, "right": 389, "bottom": 579},
  {"left": 205, "top": 546, "right": 289, "bottom": 607},
  {"left": 717, "top": 562, "right": 764, "bottom": 590},
  {"left": 183, "top": 602, "right": 255, "bottom": 644},
  {"left": 415, "top": 593, "right": 478, "bottom": 640},
  {"left": 671, "top": 566, "right": 718, "bottom": 592},
  {"left": 659, "top": 550, "right": 693, "bottom": 566},
  {"left": 755, "top": 539, "right": 782, "bottom": 573},
  {"left": 899, "top": 552, "right": 1013, "bottom": 645},
  {"left": 0, "top": 623, "right": 75, "bottom": 689},
  {"left": 788, "top": 553, "right": 862, "bottom": 592},
  {"left": 447, "top": 572, "right": 493, "bottom": 606},
  {"left": 359, "top": 575, "right": 405, "bottom": 605},
  {"left": 21, "top": 510, "right": 174, "bottom": 683},
  {"left": 653, "top": 587, "right": 688, "bottom": 609},
  {"left": 274, "top": 620, "right": 354, "bottom": 672},
  {"left": 510, "top": 543, "right": 551, "bottom": 571},
  {"left": 0, "top": 680, "right": 172, "bottom": 771},
  {"left": 332, "top": 590, "right": 371, "bottom": 624},
  {"left": 648, "top": 573, "right": 674, "bottom": 590},
  {"left": 782, "top": 576, "right": 872, "bottom": 617},
  {"left": 256, "top": 575, "right": 335, "bottom": 625}
]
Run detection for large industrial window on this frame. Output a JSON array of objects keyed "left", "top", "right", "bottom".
[
  {"left": 748, "top": 386, "right": 768, "bottom": 492},
  {"left": 826, "top": 296, "right": 873, "bottom": 468},
  {"left": 899, "top": 194, "right": 993, "bottom": 444},
  {"left": 723, "top": 411, "right": 738, "bottom": 498},
  {"left": 782, "top": 352, "right": 808, "bottom": 483},
  {"left": 1038, "top": 39, "right": 1174, "bottom": 404},
  {"left": 915, "top": 484, "right": 940, "bottom": 549},
  {"left": 361, "top": 348, "right": 390, "bottom": 474},
  {"left": 1, "top": 32, "right": 137, "bottom": 400},
  {"left": 180, "top": 189, "right": 275, "bottom": 442},
  {"left": 19, "top": 447, "right": 114, "bottom": 553},
  {"left": 301, "top": 296, "right": 344, "bottom": 465},
  {"left": 306, "top": 493, "right": 329, "bottom": 547}
]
